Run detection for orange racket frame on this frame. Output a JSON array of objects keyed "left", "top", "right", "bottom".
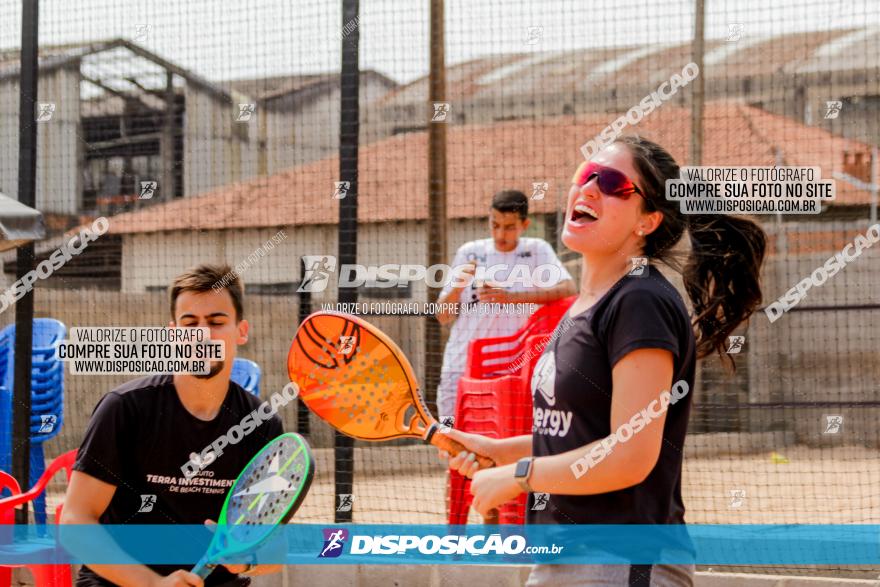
[{"left": 288, "top": 311, "right": 498, "bottom": 523}]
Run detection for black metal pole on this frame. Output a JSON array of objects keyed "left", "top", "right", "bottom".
[
  {"left": 690, "top": 0, "right": 706, "bottom": 425},
  {"left": 296, "top": 258, "right": 311, "bottom": 437},
  {"left": 335, "top": 0, "right": 359, "bottom": 523},
  {"left": 691, "top": 0, "right": 705, "bottom": 166},
  {"left": 425, "top": 0, "right": 446, "bottom": 412},
  {"left": 13, "top": 0, "right": 39, "bottom": 525}
]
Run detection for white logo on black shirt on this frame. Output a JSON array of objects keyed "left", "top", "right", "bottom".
[
  {"left": 532, "top": 350, "right": 556, "bottom": 406},
  {"left": 531, "top": 350, "right": 574, "bottom": 437},
  {"left": 189, "top": 449, "right": 216, "bottom": 469},
  {"left": 533, "top": 405, "right": 573, "bottom": 437}
]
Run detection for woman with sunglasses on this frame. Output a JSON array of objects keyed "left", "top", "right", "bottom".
[{"left": 439, "top": 135, "right": 766, "bottom": 586}]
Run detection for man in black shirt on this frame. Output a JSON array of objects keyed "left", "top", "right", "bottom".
[{"left": 61, "top": 264, "right": 284, "bottom": 586}]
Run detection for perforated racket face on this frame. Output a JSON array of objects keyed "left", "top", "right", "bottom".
[
  {"left": 217, "top": 433, "right": 314, "bottom": 550},
  {"left": 288, "top": 311, "right": 435, "bottom": 441}
]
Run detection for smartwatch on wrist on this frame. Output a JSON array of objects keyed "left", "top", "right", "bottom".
[{"left": 514, "top": 457, "right": 535, "bottom": 493}]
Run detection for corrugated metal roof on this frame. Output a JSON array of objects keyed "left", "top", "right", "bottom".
[
  {"left": 0, "top": 38, "right": 234, "bottom": 103},
  {"left": 225, "top": 74, "right": 331, "bottom": 98},
  {"left": 378, "top": 53, "right": 525, "bottom": 107},
  {"left": 793, "top": 28, "right": 880, "bottom": 73},
  {"left": 226, "top": 70, "right": 397, "bottom": 102},
  {"left": 703, "top": 34, "right": 773, "bottom": 67},
  {"left": 813, "top": 28, "right": 877, "bottom": 59},
  {"left": 587, "top": 43, "right": 679, "bottom": 81},
  {"left": 374, "top": 28, "right": 879, "bottom": 110},
  {"left": 475, "top": 52, "right": 568, "bottom": 86}
]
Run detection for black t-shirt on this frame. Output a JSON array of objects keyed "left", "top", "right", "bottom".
[
  {"left": 527, "top": 270, "right": 695, "bottom": 525},
  {"left": 73, "top": 374, "right": 284, "bottom": 586}
]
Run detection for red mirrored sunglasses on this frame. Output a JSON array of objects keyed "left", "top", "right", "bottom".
[{"left": 571, "top": 162, "right": 648, "bottom": 202}]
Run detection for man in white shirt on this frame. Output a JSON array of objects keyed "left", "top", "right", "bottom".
[{"left": 434, "top": 190, "right": 576, "bottom": 419}]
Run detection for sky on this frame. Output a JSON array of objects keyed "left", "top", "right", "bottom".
[{"left": 0, "top": 0, "right": 876, "bottom": 85}]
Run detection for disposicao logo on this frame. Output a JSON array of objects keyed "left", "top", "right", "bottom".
[{"left": 319, "top": 528, "right": 349, "bottom": 558}]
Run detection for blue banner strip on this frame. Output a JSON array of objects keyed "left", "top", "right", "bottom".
[{"left": 0, "top": 524, "right": 878, "bottom": 565}]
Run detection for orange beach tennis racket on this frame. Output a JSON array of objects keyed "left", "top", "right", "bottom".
[{"left": 287, "top": 311, "right": 498, "bottom": 523}]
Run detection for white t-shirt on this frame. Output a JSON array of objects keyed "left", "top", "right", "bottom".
[{"left": 436, "top": 237, "right": 572, "bottom": 416}]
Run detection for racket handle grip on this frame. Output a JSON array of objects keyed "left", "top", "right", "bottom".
[
  {"left": 427, "top": 424, "right": 500, "bottom": 524},
  {"left": 190, "top": 559, "right": 213, "bottom": 579},
  {"left": 430, "top": 427, "right": 495, "bottom": 469}
]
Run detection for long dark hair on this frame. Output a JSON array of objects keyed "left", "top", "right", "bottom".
[{"left": 614, "top": 135, "right": 766, "bottom": 367}]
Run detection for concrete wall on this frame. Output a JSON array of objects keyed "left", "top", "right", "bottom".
[
  {"left": 33, "top": 287, "right": 431, "bottom": 458},
  {"left": 262, "top": 89, "right": 339, "bottom": 175},
  {"left": 779, "top": 72, "right": 880, "bottom": 149},
  {"left": 0, "top": 66, "right": 81, "bottom": 214},
  {"left": 120, "top": 225, "right": 331, "bottom": 293},
  {"left": 62, "top": 215, "right": 555, "bottom": 446},
  {"left": 746, "top": 221, "right": 880, "bottom": 447},
  {"left": 117, "top": 217, "right": 552, "bottom": 295},
  {"left": 30, "top": 287, "right": 305, "bottom": 463},
  {"left": 183, "top": 86, "right": 259, "bottom": 196},
  {"left": 556, "top": 218, "right": 880, "bottom": 448},
  {"left": 53, "top": 219, "right": 880, "bottom": 454},
  {"left": 264, "top": 77, "right": 394, "bottom": 174}
]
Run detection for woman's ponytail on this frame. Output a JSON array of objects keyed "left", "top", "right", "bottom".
[
  {"left": 613, "top": 135, "right": 767, "bottom": 367},
  {"left": 683, "top": 214, "right": 766, "bottom": 363}
]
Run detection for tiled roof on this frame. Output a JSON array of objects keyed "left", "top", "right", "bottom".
[{"left": 107, "top": 101, "right": 875, "bottom": 234}]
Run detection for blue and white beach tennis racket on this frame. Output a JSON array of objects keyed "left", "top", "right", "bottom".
[{"left": 190, "top": 432, "right": 314, "bottom": 578}]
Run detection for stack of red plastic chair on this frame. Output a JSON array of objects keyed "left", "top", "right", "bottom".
[
  {"left": 0, "top": 449, "right": 77, "bottom": 586},
  {"left": 448, "top": 296, "right": 575, "bottom": 524}
]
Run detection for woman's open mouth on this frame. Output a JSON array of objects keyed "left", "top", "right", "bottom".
[{"left": 568, "top": 202, "right": 599, "bottom": 226}]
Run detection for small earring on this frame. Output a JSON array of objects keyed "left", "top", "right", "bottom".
[{"left": 637, "top": 230, "right": 644, "bottom": 236}]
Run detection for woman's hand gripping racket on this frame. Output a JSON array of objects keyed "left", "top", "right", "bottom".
[
  {"left": 287, "top": 310, "right": 499, "bottom": 524},
  {"left": 190, "top": 433, "right": 315, "bottom": 578}
]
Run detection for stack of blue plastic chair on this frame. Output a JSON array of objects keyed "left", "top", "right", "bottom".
[
  {"left": 0, "top": 318, "right": 66, "bottom": 525},
  {"left": 231, "top": 358, "right": 261, "bottom": 397}
]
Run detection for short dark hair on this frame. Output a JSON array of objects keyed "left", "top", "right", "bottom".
[
  {"left": 491, "top": 190, "right": 529, "bottom": 220},
  {"left": 169, "top": 264, "right": 244, "bottom": 322}
]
